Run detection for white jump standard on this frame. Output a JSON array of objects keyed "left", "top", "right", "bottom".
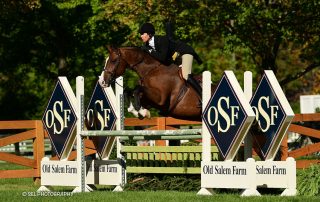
[{"left": 39, "top": 70, "right": 296, "bottom": 196}]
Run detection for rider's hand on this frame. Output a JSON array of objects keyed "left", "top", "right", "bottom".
[{"left": 141, "top": 46, "right": 152, "bottom": 53}]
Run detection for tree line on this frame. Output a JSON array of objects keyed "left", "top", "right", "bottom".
[{"left": 1, "top": 0, "right": 320, "bottom": 119}]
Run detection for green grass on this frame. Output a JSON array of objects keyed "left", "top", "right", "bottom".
[
  {"left": 0, "top": 163, "right": 319, "bottom": 201},
  {"left": 0, "top": 162, "right": 28, "bottom": 170},
  {"left": 0, "top": 177, "right": 318, "bottom": 202}
]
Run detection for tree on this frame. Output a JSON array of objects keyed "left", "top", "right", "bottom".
[
  {"left": 213, "top": 1, "right": 320, "bottom": 82},
  {"left": 2, "top": 0, "right": 320, "bottom": 119},
  {"left": 210, "top": 1, "right": 320, "bottom": 109},
  {"left": 0, "top": 0, "right": 129, "bottom": 119}
]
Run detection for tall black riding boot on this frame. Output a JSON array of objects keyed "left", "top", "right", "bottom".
[{"left": 187, "top": 74, "right": 202, "bottom": 101}]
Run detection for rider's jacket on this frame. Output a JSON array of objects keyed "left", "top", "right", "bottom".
[{"left": 142, "top": 35, "right": 202, "bottom": 66}]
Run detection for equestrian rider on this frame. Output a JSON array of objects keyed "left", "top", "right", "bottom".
[{"left": 139, "top": 22, "right": 203, "bottom": 99}]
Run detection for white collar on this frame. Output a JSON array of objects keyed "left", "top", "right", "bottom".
[{"left": 148, "top": 36, "right": 155, "bottom": 49}]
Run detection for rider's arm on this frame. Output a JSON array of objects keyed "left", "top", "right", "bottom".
[{"left": 149, "top": 36, "right": 170, "bottom": 64}]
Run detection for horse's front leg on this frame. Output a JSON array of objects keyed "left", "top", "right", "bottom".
[
  {"left": 124, "top": 88, "right": 139, "bottom": 117},
  {"left": 126, "top": 86, "right": 150, "bottom": 119},
  {"left": 133, "top": 85, "right": 150, "bottom": 119}
]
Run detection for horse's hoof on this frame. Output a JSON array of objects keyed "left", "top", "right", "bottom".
[
  {"left": 127, "top": 104, "right": 139, "bottom": 117},
  {"left": 145, "top": 110, "right": 151, "bottom": 119},
  {"left": 138, "top": 114, "right": 144, "bottom": 120},
  {"left": 139, "top": 108, "right": 151, "bottom": 119}
]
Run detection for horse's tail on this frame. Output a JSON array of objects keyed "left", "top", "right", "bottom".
[{"left": 165, "top": 21, "right": 175, "bottom": 42}]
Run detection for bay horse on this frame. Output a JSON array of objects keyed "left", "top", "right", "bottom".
[{"left": 99, "top": 46, "right": 206, "bottom": 121}]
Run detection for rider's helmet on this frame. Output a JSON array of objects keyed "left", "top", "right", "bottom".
[{"left": 139, "top": 23, "right": 155, "bottom": 36}]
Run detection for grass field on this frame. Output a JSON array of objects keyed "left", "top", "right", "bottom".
[
  {"left": 0, "top": 163, "right": 319, "bottom": 202},
  {"left": 1, "top": 177, "right": 319, "bottom": 202}
]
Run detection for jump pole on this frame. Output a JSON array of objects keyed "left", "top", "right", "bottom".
[
  {"left": 114, "top": 76, "right": 126, "bottom": 191},
  {"left": 243, "top": 71, "right": 253, "bottom": 160},
  {"left": 197, "top": 71, "right": 214, "bottom": 195},
  {"left": 74, "top": 76, "right": 91, "bottom": 192},
  {"left": 76, "top": 76, "right": 126, "bottom": 192}
]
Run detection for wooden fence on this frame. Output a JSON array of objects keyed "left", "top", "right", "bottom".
[
  {"left": 0, "top": 120, "right": 97, "bottom": 181},
  {"left": 0, "top": 114, "right": 320, "bottom": 179},
  {"left": 286, "top": 113, "right": 320, "bottom": 168},
  {"left": 0, "top": 121, "right": 44, "bottom": 181}
]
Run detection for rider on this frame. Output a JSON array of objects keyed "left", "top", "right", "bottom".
[{"left": 139, "top": 22, "right": 203, "bottom": 99}]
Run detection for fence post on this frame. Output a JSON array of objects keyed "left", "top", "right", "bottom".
[
  {"left": 33, "top": 120, "right": 45, "bottom": 184},
  {"left": 156, "top": 117, "right": 167, "bottom": 146},
  {"left": 281, "top": 133, "right": 289, "bottom": 161}
]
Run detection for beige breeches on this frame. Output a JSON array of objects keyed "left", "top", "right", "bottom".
[{"left": 181, "top": 54, "right": 193, "bottom": 80}]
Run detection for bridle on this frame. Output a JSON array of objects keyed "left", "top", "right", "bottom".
[
  {"left": 102, "top": 47, "right": 145, "bottom": 86},
  {"left": 103, "top": 49, "right": 121, "bottom": 84}
]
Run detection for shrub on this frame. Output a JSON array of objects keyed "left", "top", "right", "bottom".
[{"left": 297, "top": 164, "right": 320, "bottom": 196}]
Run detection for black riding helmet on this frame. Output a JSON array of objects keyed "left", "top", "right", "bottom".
[{"left": 139, "top": 23, "right": 155, "bottom": 35}]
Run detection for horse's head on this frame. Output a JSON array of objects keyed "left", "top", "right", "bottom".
[{"left": 99, "top": 46, "right": 127, "bottom": 88}]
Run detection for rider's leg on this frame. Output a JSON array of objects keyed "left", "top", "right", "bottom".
[
  {"left": 181, "top": 54, "right": 193, "bottom": 80},
  {"left": 182, "top": 54, "right": 202, "bottom": 99}
]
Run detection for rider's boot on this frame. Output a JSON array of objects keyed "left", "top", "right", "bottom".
[{"left": 186, "top": 74, "right": 202, "bottom": 102}]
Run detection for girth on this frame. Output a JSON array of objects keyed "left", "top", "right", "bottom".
[{"left": 167, "top": 83, "right": 188, "bottom": 114}]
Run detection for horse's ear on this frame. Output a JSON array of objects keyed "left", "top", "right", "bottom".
[
  {"left": 107, "top": 45, "right": 118, "bottom": 53},
  {"left": 107, "top": 45, "right": 113, "bottom": 53}
]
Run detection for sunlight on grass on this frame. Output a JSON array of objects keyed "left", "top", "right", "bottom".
[{"left": 0, "top": 163, "right": 319, "bottom": 201}]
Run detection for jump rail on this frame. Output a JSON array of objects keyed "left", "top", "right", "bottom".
[
  {"left": 81, "top": 129, "right": 201, "bottom": 137},
  {"left": 81, "top": 128, "right": 210, "bottom": 174},
  {"left": 123, "top": 145, "right": 219, "bottom": 174}
]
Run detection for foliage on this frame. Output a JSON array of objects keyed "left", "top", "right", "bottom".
[
  {"left": 126, "top": 174, "right": 200, "bottom": 192},
  {"left": 1, "top": 1, "right": 320, "bottom": 119},
  {"left": 0, "top": 0, "right": 129, "bottom": 119},
  {"left": 127, "top": 165, "right": 320, "bottom": 196},
  {"left": 297, "top": 164, "right": 320, "bottom": 196}
]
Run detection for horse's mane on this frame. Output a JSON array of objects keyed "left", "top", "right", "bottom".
[
  {"left": 119, "top": 46, "right": 163, "bottom": 63},
  {"left": 120, "top": 46, "right": 141, "bottom": 50},
  {"left": 118, "top": 46, "right": 179, "bottom": 70}
]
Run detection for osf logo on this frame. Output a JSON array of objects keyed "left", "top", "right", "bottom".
[
  {"left": 85, "top": 82, "right": 117, "bottom": 158},
  {"left": 85, "top": 82, "right": 116, "bottom": 131},
  {"left": 250, "top": 71, "right": 294, "bottom": 160},
  {"left": 202, "top": 71, "right": 255, "bottom": 160},
  {"left": 205, "top": 96, "right": 240, "bottom": 133},
  {"left": 42, "top": 78, "right": 77, "bottom": 159},
  {"left": 44, "top": 100, "right": 73, "bottom": 134}
]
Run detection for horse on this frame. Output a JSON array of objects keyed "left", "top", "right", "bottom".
[
  {"left": 98, "top": 46, "right": 276, "bottom": 159},
  {"left": 99, "top": 46, "right": 207, "bottom": 121}
]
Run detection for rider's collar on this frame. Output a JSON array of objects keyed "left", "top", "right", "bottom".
[{"left": 148, "top": 36, "right": 155, "bottom": 50}]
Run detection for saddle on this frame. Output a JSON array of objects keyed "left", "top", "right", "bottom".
[
  {"left": 167, "top": 68, "right": 202, "bottom": 113},
  {"left": 177, "top": 68, "right": 202, "bottom": 86}
]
